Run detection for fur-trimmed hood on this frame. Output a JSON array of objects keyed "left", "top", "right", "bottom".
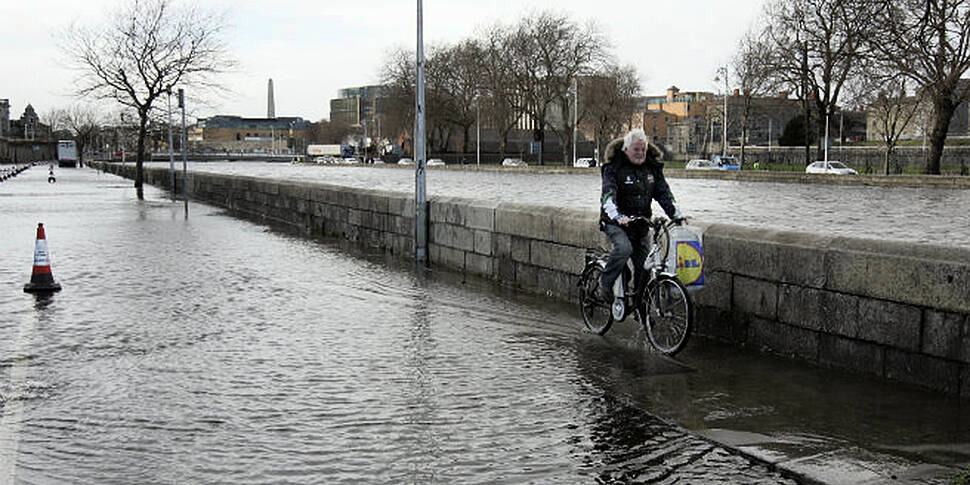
[{"left": 602, "top": 137, "right": 664, "bottom": 165}]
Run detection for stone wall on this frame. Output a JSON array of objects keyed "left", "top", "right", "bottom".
[{"left": 94, "top": 162, "right": 970, "bottom": 398}]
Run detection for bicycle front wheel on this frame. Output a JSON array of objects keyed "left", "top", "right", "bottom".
[
  {"left": 579, "top": 263, "right": 614, "bottom": 335},
  {"left": 638, "top": 275, "right": 693, "bottom": 355}
]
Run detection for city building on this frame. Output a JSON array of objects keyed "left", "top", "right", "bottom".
[
  {"left": 330, "top": 85, "right": 385, "bottom": 129},
  {"left": 0, "top": 99, "right": 9, "bottom": 138},
  {"left": 192, "top": 115, "right": 309, "bottom": 153}
]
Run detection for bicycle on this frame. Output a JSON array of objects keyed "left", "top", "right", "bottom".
[{"left": 577, "top": 216, "right": 694, "bottom": 355}]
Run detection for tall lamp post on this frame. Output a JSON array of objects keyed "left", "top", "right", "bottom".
[
  {"left": 715, "top": 66, "right": 729, "bottom": 157},
  {"left": 414, "top": 0, "right": 427, "bottom": 263},
  {"left": 167, "top": 90, "right": 175, "bottom": 202},
  {"left": 476, "top": 91, "right": 481, "bottom": 165},
  {"left": 572, "top": 78, "right": 578, "bottom": 166}
]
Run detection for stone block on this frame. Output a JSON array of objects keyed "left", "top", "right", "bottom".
[
  {"left": 748, "top": 318, "right": 819, "bottom": 361},
  {"left": 703, "top": 224, "right": 834, "bottom": 287},
  {"left": 361, "top": 212, "right": 389, "bottom": 232},
  {"left": 387, "top": 194, "right": 414, "bottom": 217},
  {"left": 280, "top": 182, "right": 309, "bottom": 200},
  {"left": 359, "top": 190, "right": 389, "bottom": 214},
  {"left": 818, "top": 291, "right": 861, "bottom": 337},
  {"left": 826, "top": 237, "right": 970, "bottom": 314},
  {"left": 493, "top": 233, "right": 512, "bottom": 259},
  {"left": 885, "top": 349, "right": 962, "bottom": 395},
  {"left": 530, "top": 240, "right": 585, "bottom": 275},
  {"left": 692, "top": 270, "right": 732, "bottom": 311},
  {"left": 857, "top": 298, "right": 921, "bottom": 351},
  {"left": 732, "top": 275, "right": 777, "bottom": 320},
  {"left": 694, "top": 307, "right": 747, "bottom": 343},
  {"left": 511, "top": 236, "right": 531, "bottom": 263},
  {"left": 551, "top": 207, "right": 601, "bottom": 248},
  {"left": 389, "top": 215, "right": 413, "bottom": 236},
  {"left": 495, "top": 203, "right": 553, "bottom": 240},
  {"left": 429, "top": 197, "right": 466, "bottom": 225},
  {"left": 496, "top": 256, "right": 516, "bottom": 282},
  {"left": 465, "top": 200, "right": 499, "bottom": 231},
  {"left": 431, "top": 223, "right": 475, "bottom": 252},
  {"left": 922, "top": 310, "right": 965, "bottom": 360},
  {"left": 819, "top": 334, "right": 884, "bottom": 377},
  {"left": 703, "top": 225, "right": 778, "bottom": 278},
  {"left": 430, "top": 244, "right": 465, "bottom": 271},
  {"left": 537, "top": 268, "right": 574, "bottom": 300},
  {"left": 964, "top": 317, "right": 970, "bottom": 364},
  {"left": 473, "top": 230, "right": 492, "bottom": 256},
  {"left": 465, "top": 252, "right": 494, "bottom": 278},
  {"left": 347, "top": 209, "right": 362, "bottom": 227},
  {"left": 514, "top": 262, "right": 539, "bottom": 289},
  {"left": 963, "top": 366, "right": 970, "bottom": 399},
  {"left": 778, "top": 284, "right": 824, "bottom": 331}
]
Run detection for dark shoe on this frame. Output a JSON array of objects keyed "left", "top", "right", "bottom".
[{"left": 598, "top": 280, "right": 614, "bottom": 302}]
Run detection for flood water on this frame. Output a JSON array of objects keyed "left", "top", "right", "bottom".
[
  {"left": 0, "top": 167, "right": 800, "bottom": 483},
  {"left": 2, "top": 165, "right": 967, "bottom": 484},
  {"left": 169, "top": 161, "right": 970, "bottom": 249}
]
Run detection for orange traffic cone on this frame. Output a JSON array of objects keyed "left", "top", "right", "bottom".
[{"left": 23, "top": 223, "right": 62, "bottom": 293}]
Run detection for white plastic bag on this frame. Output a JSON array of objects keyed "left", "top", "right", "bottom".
[{"left": 665, "top": 225, "right": 705, "bottom": 289}]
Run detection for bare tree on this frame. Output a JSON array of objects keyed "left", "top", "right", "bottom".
[
  {"left": 507, "top": 11, "right": 608, "bottom": 165},
  {"left": 764, "top": 0, "right": 876, "bottom": 164},
  {"left": 433, "top": 40, "right": 484, "bottom": 154},
  {"left": 871, "top": 0, "right": 970, "bottom": 174},
  {"left": 733, "top": 26, "right": 778, "bottom": 167},
  {"left": 379, "top": 47, "right": 417, "bottom": 155},
  {"left": 478, "top": 23, "right": 523, "bottom": 157},
  {"left": 61, "top": 0, "right": 234, "bottom": 196},
  {"left": 580, "top": 66, "right": 641, "bottom": 163},
  {"left": 60, "top": 105, "right": 104, "bottom": 165}
]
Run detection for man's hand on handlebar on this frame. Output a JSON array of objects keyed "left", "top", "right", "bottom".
[{"left": 617, "top": 216, "right": 631, "bottom": 226}]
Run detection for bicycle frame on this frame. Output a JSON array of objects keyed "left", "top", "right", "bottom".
[{"left": 609, "top": 217, "right": 677, "bottom": 321}]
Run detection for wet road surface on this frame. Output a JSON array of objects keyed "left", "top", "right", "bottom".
[
  {"left": 1, "top": 166, "right": 800, "bottom": 483},
  {"left": 1, "top": 165, "right": 967, "bottom": 484}
]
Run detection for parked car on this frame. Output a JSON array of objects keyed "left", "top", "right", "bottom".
[
  {"left": 397, "top": 158, "right": 414, "bottom": 165},
  {"left": 685, "top": 159, "right": 723, "bottom": 170},
  {"left": 427, "top": 158, "right": 446, "bottom": 166},
  {"left": 371, "top": 158, "right": 384, "bottom": 164},
  {"left": 806, "top": 161, "right": 857, "bottom": 175},
  {"left": 573, "top": 157, "right": 595, "bottom": 168},
  {"left": 712, "top": 155, "right": 741, "bottom": 171},
  {"left": 502, "top": 158, "right": 527, "bottom": 167}
]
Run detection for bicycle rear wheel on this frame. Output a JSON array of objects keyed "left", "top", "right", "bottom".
[
  {"left": 638, "top": 275, "right": 693, "bottom": 355},
  {"left": 579, "top": 263, "right": 614, "bottom": 335}
]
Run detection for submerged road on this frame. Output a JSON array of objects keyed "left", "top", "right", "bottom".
[{"left": 1, "top": 165, "right": 967, "bottom": 484}]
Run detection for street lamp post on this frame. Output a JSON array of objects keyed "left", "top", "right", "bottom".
[
  {"left": 476, "top": 91, "right": 481, "bottom": 165},
  {"left": 719, "top": 66, "right": 728, "bottom": 157},
  {"left": 167, "top": 90, "right": 175, "bottom": 202},
  {"left": 572, "top": 78, "right": 578, "bottom": 166},
  {"left": 414, "top": 0, "right": 428, "bottom": 263}
]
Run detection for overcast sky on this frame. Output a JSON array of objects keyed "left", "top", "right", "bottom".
[{"left": 0, "top": 0, "right": 766, "bottom": 123}]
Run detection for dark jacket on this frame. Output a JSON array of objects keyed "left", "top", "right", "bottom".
[{"left": 599, "top": 137, "right": 680, "bottom": 230}]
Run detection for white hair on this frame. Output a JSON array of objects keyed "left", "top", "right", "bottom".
[{"left": 622, "top": 129, "right": 648, "bottom": 151}]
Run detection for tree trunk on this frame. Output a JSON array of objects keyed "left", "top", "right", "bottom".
[
  {"left": 136, "top": 111, "right": 149, "bottom": 197},
  {"left": 884, "top": 146, "right": 890, "bottom": 176},
  {"left": 926, "top": 97, "right": 954, "bottom": 175}
]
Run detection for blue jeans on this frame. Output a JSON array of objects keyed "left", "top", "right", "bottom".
[{"left": 601, "top": 223, "right": 650, "bottom": 295}]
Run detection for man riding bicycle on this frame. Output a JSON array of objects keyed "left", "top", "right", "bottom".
[{"left": 599, "top": 128, "right": 685, "bottom": 302}]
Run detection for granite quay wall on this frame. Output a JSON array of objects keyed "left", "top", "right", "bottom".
[{"left": 94, "top": 162, "right": 970, "bottom": 398}]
